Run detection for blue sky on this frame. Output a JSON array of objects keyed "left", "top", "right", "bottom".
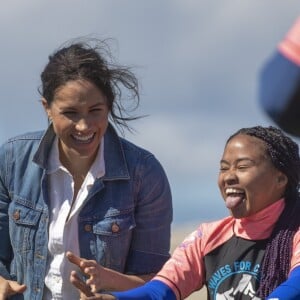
[{"left": 1, "top": 1, "right": 300, "bottom": 227}]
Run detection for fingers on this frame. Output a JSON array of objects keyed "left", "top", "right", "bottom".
[
  {"left": 9, "top": 280, "right": 27, "bottom": 292},
  {"left": 67, "top": 253, "right": 103, "bottom": 292},
  {"left": 84, "top": 266, "right": 98, "bottom": 281},
  {"left": 70, "top": 271, "right": 99, "bottom": 296},
  {"left": 0, "top": 277, "right": 9, "bottom": 300},
  {"left": 66, "top": 252, "right": 97, "bottom": 271},
  {"left": 0, "top": 277, "right": 26, "bottom": 300},
  {"left": 0, "top": 290, "right": 7, "bottom": 300},
  {"left": 66, "top": 251, "right": 84, "bottom": 267},
  {"left": 70, "top": 271, "right": 94, "bottom": 297},
  {"left": 9, "top": 281, "right": 26, "bottom": 294}
]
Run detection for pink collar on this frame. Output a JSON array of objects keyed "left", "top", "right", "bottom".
[{"left": 233, "top": 199, "right": 285, "bottom": 240}]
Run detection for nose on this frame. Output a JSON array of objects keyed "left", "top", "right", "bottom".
[
  {"left": 75, "top": 117, "right": 89, "bottom": 131},
  {"left": 223, "top": 169, "right": 238, "bottom": 185}
]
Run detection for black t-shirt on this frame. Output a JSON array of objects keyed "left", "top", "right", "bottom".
[{"left": 204, "top": 235, "right": 268, "bottom": 299}]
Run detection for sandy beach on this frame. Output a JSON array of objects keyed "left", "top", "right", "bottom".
[{"left": 171, "top": 224, "right": 207, "bottom": 300}]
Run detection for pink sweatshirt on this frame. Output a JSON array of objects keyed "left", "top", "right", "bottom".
[{"left": 155, "top": 200, "right": 300, "bottom": 299}]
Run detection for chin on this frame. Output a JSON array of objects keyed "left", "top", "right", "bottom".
[
  {"left": 78, "top": 152, "right": 95, "bottom": 159},
  {"left": 230, "top": 208, "right": 248, "bottom": 219}
]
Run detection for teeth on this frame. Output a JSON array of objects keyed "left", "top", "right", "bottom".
[
  {"left": 73, "top": 133, "right": 94, "bottom": 141},
  {"left": 225, "top": 188, "right": 244, "bottom": 195}
]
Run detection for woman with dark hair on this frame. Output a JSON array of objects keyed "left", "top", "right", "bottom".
[
  {"left": 70, "top": 126, "right": 300, "bottom": 299},
  {"left": 0, "top": 39, "right": 172, "bottom": 299}
]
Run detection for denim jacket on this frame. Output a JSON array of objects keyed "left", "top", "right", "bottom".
[{"left": 0, "top": 124, "right": 172, "bottom": 300}]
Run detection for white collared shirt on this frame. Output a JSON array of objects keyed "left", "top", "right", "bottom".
[{"left": 43, "top": 137, "right": 105, "bottom": 300}]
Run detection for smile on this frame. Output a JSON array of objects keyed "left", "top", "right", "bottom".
[
  {"left": 72, "top": 133, "right": 95, "bottom": 143},
  {"left": 224, "top": 188, "right": 245, "bottom": 209},
  {"left": 225, "top": 187, "right": 245, "bottom": 196}
]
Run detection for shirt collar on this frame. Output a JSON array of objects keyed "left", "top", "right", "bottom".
[
  {"left": 47, "top": 136, "right": 105, "bottom": 179},
  {"left": 234, "top": 199, "right": 285, "bottom": 239}
]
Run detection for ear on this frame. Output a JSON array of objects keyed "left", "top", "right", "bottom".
[
  {"left": 41, "top": 98, "right": 51, "bottom": 120},
  {"left": 277, "top": 173, "right": 288, "bottom": 188}
]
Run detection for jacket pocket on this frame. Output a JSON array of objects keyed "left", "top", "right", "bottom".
[
  {"left": 8, "top": 200, "right": 42, "bottom": 252},
  {"left": 86, "top": 210, "right": 136, "bottom": 271}
]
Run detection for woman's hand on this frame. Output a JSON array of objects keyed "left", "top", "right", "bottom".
[
  {"left": 0, "top": 276, "right": 26, "bottom": 300},
  {"left": 67, "top": 267, "right": 116, "bottom": 300},
  {"left": 67, "top": 251, "right": 106, "bottom": 293},
  {"left": 67, "top": 250, "right": 152, "bottom": 296}
]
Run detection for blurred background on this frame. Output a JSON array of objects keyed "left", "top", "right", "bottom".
[
  {"left": 2, "top": 1, "right": 300, "bottom": 298},
  {"left": 1, "top": 1, "right": 300, "bottom": 235}
]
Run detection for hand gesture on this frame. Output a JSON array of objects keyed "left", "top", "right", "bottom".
[
  {"left": 0, "top": 276, "right": 26, "bottom": 300},
  {"left": 67, "top": 251, "right": 107, "bottom": 293}
]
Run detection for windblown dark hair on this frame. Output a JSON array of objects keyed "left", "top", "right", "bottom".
[
  {"left": 227, "top": 125, "right": 300, "bottom": 298},
  {"left": 39, "top": 38, "right": 141, "bottom": 133}
]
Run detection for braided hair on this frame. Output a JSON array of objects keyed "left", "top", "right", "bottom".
[{"left": 227, "top": 125, "right": 300, "bottom": 298}]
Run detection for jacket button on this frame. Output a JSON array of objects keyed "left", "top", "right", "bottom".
[
  {"left": 13, "top": 210, "right": 20, "bottom": 220},
  {"left": 111, "top": 223, "right": 120, "bottom": 233},
  {"left": 84, "top": 224, "right": 92, "bottom": 232}
]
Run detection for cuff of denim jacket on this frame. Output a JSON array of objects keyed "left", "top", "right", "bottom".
[{"left": 278, "top": 17, "right": 300, "bottom": 66}]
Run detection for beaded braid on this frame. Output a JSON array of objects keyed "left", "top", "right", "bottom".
[{"left": 227, "top": 125, "right": 300, "bottom": 298}]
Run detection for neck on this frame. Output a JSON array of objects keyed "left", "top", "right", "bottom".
[{"left": 59, "top": 146, "right": 96, "bottom": 179}]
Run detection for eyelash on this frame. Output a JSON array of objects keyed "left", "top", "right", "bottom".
[
  {"left": 219, "top": 165, "right": 250, "bottom": 171},
  {"left": 63, "top": 109, "right": 102, "bottom": 115}
]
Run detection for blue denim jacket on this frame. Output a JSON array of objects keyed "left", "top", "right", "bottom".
[{"left": 0, "top": 124, "right": 172, "bottom": 300}]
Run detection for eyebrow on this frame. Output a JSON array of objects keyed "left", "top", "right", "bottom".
[
  {"left": 220, "top": 158, "right": 255, "bottom": 164},
  {"left": 90, "top": 102, "right": 106, "bottom": 108}
]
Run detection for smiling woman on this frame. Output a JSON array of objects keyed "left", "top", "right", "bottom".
[
  {"left": 42, "top": 79, "right": 110, "bottom": 196},
  {"left": 0, "top": 39, "right": 173, "bottom": 300},
  {"left": 69, "top": 125, "right": 300, "bottom": 300},
  {"left": 219, "top": 131, "right": 288, "bottom": 219}
]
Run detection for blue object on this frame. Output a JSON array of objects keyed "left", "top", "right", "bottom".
[
  {"left": 259, "top": 51, "right": 300, "bottom": 136},
  {"left": 266, "top": 266, "right": 300, "bottom": 299},
  {"left": 111, "top": 280, "right": 176, "bottom": 300}
]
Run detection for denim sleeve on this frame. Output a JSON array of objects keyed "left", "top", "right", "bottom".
[
  {"left": 111, "top": 280, "right": 176, "bottom": 300},
  {"left": 0, "top": 143, "right": 13, "bottom": 279},
  {"left": 259, "top": 51, "right": 300, "bottom": 136},
  {"left": 266, "top": 266, "right": 300, "bottom": 299},
  {"left": 125, "top": 153, "right": 172, "bottom": 274}
]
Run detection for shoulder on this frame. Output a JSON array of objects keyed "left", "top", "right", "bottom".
[
  {"left": 119, "top": 137, "right": 170, "bottom": 185},
  {"left": 3, "top": 131, "right": 44, "bottom": 144},
  {"left": 119, "top": 136, "right": 154, "bottom": 158},
  {"left": 0, "top": 130, "right": 45, "bottom": 155},
  {"left": 201, "top": 217, "right": 234, "bottom": 234},
  {"left": 198, "top": 217, "right": 235, "bottom": 254},
  {"left": 120, "top": 137, "right": 169, "bottom": 178},
  {"left": 175, "top": 217, "right": 233, "bottom": 250}
]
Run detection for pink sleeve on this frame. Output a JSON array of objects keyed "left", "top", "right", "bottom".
[
  {"left": 154, "top": 219, "right": 234, "bottom": 299},
  {"left": 278, "top": 17, "right": 300, "bottom": 66},
  {"left": 154, "top": 227, "right": 205, "bottom": 299},
  {"left": 291, "top": 227, "right": 300, "bottom": 271}
]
